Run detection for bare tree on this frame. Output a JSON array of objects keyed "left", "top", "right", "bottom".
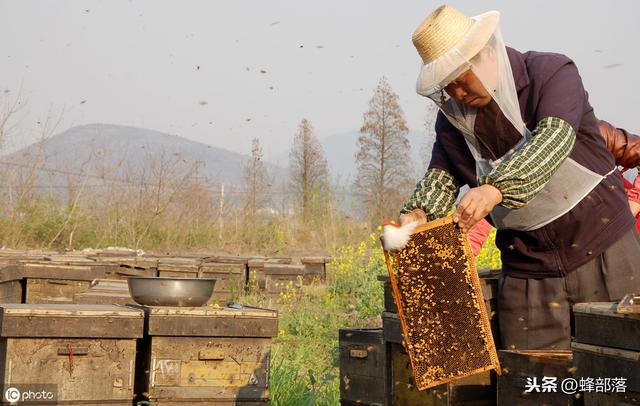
[
  {"left": 289, "top": 118, "right": 329, "bottom": 223},
  {"left": 355, "top": 77, "right": 414, "bottom": 224},
  {"left": 243, "top": 138, "right": 270, "bottom": 227}
]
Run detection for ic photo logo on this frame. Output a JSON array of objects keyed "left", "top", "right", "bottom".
[
  {"left": 4, "top": 387, "right": 19, "bottom": 403},
  {"left": 2, "top": 385, "right": 57, "bottom": 404}
]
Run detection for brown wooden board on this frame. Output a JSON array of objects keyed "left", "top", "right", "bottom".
[
  {"left": 73, "top": 280, "right": 133, "bottom": 305},
  {"left": 0, "top": 337, "right": 137, "bottom": 403},
  {"left": 573, "top": 302, "right": 640, "bottom": 351},
  {"left": 0, "top": 280, "right": 22, "bottom": 303},
  {"left": 24, "top": 278, "right": 92, "bottom": 304},
  {"left": 20, "top": 263, "right": 109, "bottom": 280},
  {"left": 339, "top": 328, "right": 387, "bottom": 406},
  {"left": 202, "top": 255, "right": 251, "bottom": 265},
  {"left": 142, "top": 306, "right": 278, "bottom": 338},
  {"left": 497, "top": 350, "right": 581, "bottom": 406},
  {"left": 104, "top": 264, "right": 158, "bottom": 278},
  {"left": 571, "top": 342, "right": 640, "bottom": 393},
  {"left": 0, "top": 304, "right": 144, "bottom": 338}
]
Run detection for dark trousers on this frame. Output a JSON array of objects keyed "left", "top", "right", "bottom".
[{"left": 497, "top": 227, "right": 640, "bottom": 350}]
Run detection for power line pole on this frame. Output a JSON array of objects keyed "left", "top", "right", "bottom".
[{"left": 218, "top": 183, "right": 224, "bottom": 242}]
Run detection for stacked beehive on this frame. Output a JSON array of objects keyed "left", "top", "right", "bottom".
[
  {"left": 134, "top": 304, "right": 278, "bottom": 405},
  {"left": 571, "top": 302, "right": 640, "bottom": 405}
]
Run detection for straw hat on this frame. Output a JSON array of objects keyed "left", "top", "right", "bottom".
[{"left": 412, "top": 5, "right": 500, "bottom": 95}]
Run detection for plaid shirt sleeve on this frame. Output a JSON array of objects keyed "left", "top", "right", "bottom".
[
  {"left": 478, "top": 117, "right": 576, "bottom": 209},
  {"left": 400, "top": 168, "right": 460, "bottom": 220}
]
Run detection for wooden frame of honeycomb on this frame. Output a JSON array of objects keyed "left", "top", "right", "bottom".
[{"left": 382, "top": 216, "right": 501, "bottom": 390}]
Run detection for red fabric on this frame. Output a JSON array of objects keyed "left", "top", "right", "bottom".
[
  {"left": 468, "top": 219, "right": 493, "bottom": 256},
  {"left": 618, "top": 172, "right": 640, "bottom": 233}
]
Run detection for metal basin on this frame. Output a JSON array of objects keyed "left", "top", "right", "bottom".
[{"left": 127, "top": 277, "right": 216, "bottom": 307}]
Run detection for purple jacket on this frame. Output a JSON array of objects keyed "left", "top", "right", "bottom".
[{"left": 429, "top": 47, "right": 634, "bottom": 278}]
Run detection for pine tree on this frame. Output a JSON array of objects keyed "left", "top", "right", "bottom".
[{"left": 355, "top": 77, "right": 414, "bottom": 224}]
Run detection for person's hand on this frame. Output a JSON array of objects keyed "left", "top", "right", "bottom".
[
  {"left": 453, "top": 184, "right": 502, "bottom": 233},
  {"left": 629, "top": 199, "right": 640, "bottom": 217},
  {"left": 399, "top": 208, "right": 427, "bottom": 227}
]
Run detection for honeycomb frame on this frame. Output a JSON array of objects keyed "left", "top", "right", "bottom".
[{"left": 382, "top": 216, "right": 501, "bottom": 390}]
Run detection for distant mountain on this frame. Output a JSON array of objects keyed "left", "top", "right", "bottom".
[
  {"left": 272, "top": 130, "right": 433, "bottom": 182},
  {"left": 6, "top": 123, "right": 285, "bottom": 187}
]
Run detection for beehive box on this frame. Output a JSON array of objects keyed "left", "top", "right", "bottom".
[
  {"left": 339, "top": 328, "right": 388, "bottom": 405},
  {"left": 0, "top": 304, "right": 144, "bottom": 405},
  {"left": 73, "top": 279, "right": 133, "bottom": 305},
  {"left": 135, "top": 304, "right": 278, "bottom": 405},
  {"left": 382, "top": 217, "right": 500, "bottom": 390},
  {"left": 247, "top": 263, "right": 305, "bottom": 299},
  {"left": 572, "top": 302, "right": 640, "bottom": 405},
  {"left": 157, "top": 258, "right": 201, "bottom": 278},
  {"left": 497, "top": 350, "right": 581, "bottom": 406},
  {"left": 20, "top": 263, "right": 109, "bottom": 304},
  {"left": 0, "top": 265, "right": 25, "bottom": 304},
  {"left": 199, "top": 262, "right": 246, "bottom": 305},
  {"left": 382, "top": 312, "right": 495, "bottom": 405},
  {"left": 573, "top": 302, "right": 640, "bottom": 351},
  {"left": 300, "top": 256, "right": 329, "bottom": 283},
  {"left": 99, "top": 258, "right": 158, "bottom": 279},
  {"left": 572, "top": 342, "right": 640, "bottom": 406}
]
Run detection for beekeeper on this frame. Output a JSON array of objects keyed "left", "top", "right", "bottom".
[{"left": 399, "top": 5, "right": 640, "bottom": 350}]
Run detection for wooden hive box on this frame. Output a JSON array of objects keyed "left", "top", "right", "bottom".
[
  {"left": 300, "top": 256, "right": 330, "bottom": 283},
  {"left": 199, "top": 262, "right": 247, "bottom": 306},
  {"left": 248, "top": 263, "right": 305, "bottom": 299},
  {"left": 73, "top": 279, "right": 133, "bottom": 305},
  {"left": 0, "top": 304, "right": 144, "bottom": 405},
  {"left": 571, "top": 343, "right": 640, "bottom": 405},
  {"left": 0, "top": 265, "right": 25, "bottom": 304},
  {"left": 572, "top": 302, "right": 640, "bottom": 405},
  {"left": 20, "top": 262, "right": 110, "bottom": 304},
  {"left": 95, "top": 257, "right": 159, "bottom": 279},
  {"left": 497, "top": 350, "right": 581, "bottom": 406},
  {"left": 157, "top": 258, "right": 201, "bottom": 278},
  {"left": 573, "top": 302, "right": 640, "bottom": 351},
  {"left": 246, "top": 258, "right": 295, "bottom": 288},
  {"left": 339, "top": 328, "right": 388, "bottom": 406},
  {"left": 135, "top": 304, "right": 278, "bottom": 405},
  {"left": 382, "top": 312, "right": 496, "bottom": 405}
]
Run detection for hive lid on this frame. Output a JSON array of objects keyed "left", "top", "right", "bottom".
[
  {"left": 574, "top": 302, "right": 640, "bottom": 319},
  {"left": 146, "top": 305, "right": 276, "bottom": 318},
  {"left": 0, "top": 303, "right": 141, "bottom": 317},
  {"left": 140, "top": 304, "right": 278, "bottom": 337},
  {"left": 0, "top": 304, "right": 144, "bottom": 338}
]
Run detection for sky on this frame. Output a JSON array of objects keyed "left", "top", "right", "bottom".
[{"left": 1, "top": 0, "right": 639, "bottom": 161}]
